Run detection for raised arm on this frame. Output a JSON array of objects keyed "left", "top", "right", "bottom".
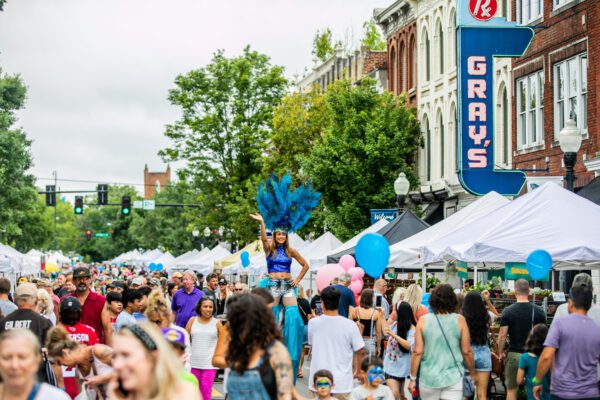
[{"left": 250, "top": 213, "right": 270, "bottom": 255}]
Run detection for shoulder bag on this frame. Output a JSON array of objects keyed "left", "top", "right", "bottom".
[{"left": 433, "top": 314, "right": 475, "bottom": 398}]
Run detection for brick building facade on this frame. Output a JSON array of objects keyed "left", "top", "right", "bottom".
[
  {"left": 143, "top": 164, "right": 171, "bottom": 199},
  {"left": 375, "top": 1, "right": 418, "bottom": 107},
  {"left": 512, "top": 0, "right": 600, "bottom": 189}
]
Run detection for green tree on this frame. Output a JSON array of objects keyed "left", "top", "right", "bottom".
[
  {"left": 0, "top": 69, "right": 45, "bottom": 250},
  {"left": 160, "top": 46, "right": 287, "bottom": 245},
  {"left": 312, "top": 28, "right": 336, "bottom": 62},
  {"left": 300, "top": 80, "right": 421, "bottom": 241},
  {"left": 264, "top": 90, "right": 329, "bottom": 175},
  {"left": 361, "top": 19, "right": 386, "bottom": 51}
]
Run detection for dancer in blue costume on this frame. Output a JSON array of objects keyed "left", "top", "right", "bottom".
[{"left": 250, "top": 174, "right": 320, "bottom": 385}]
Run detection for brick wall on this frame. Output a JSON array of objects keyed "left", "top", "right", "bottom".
[
  {"left": 512, "top": 0, "right": 599, "bottom": 189},
  {"left": 362, "top": 50, "right": 388, "bottom": 75},
  {"left": 144, "top": 165, "right": 171, "bottom": 198},
  {"left": 387, "top": 20, "right": 418, "bottom": 107}
]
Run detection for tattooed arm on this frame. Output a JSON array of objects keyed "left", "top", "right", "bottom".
[{"left": 269, "top": 341, "right": 294, "bottom": 400}]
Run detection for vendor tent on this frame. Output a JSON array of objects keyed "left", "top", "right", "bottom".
[
  {"left": 388, "top": 192, "right": 510, "bottom": 269},
  {"left": 421, "top": 183, "right": 600, "bottom": 269},
  {"left": 321, "top": 219, "right": 389, "bottom": 267},
  {"left": 187, "top": 246, "right": 232, "bottom": 274},
  {"left": 578, "top": 176, "right": 600, "bottom": 206},
  {"left": 327, "top": 211, "right": 429, "bottom": 264},
  {"left": 302, "top": 231, "right": 343, "bottom": 271},
  {"left": 216, "top": 241, "right": 263, "bottom": 270},
  {"left": 138, "top": 249, "right": 163, "bottom": 265},
  {"left": 151, "top": 252, "right": 175, "bottom": 269}
]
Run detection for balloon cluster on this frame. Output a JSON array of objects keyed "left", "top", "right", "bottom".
[
  {"left": 148, "top": 263, "right": 163, "bottom": 272},
  {"left": 315, "top": 254, "right": 366, "bottom": 295}
]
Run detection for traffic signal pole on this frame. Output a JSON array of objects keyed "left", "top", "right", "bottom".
[{"left": 53, "top": 171, "right": 57, "bottom": 251}]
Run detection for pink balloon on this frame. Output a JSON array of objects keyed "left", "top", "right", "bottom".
[
  {"left": 315, "top": 264, "right": 345, "bottom": 292},
  {"left": 348, "top": 267, "right": 362, "bottom": 281},
  {"left": 339, "top": 254, "right": 356, "bottom": 271},
  {"left": 349, "top": 279, "right": 364, "bottom": 295},
  {"left": 355, "top": 267, "right": 365, "bottom": 280}
]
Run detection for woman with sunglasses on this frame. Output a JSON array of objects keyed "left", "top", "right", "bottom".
[
  {"left": 145, "top": 289, "right": 191, "bottom": 369},
  {"left": 186, "top": 296, "right": 221, "bottom": 400}
]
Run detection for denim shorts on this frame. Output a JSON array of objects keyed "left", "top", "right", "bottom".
[
  {"left": 471, "top": 344, "right": 492, "bottom": 372},
  {"left": 267, "top": 279, "right": 295, "bottom": 300}
]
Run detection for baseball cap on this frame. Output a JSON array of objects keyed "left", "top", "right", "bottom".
[
  {"left": 15, "top": 283, "right": 38, "bottom": 299},
  {"left": 161, "top": 327, "right": 186, "bottom": 349},
  {"left": 73, "top": 267, "right": 91, "bottom": 279},
  {"left": 218, "top": 278, "right": 227, "bottom": 286},
  {"left": 108, "top": 280, "right": 125, "bottom": 289},
  {"left": 60, "top": 296, "right": 82, "bottom": 313},
  {"left": 131, "top": 277, "right": 144, "bottom": 287},
  {"left": 35, "top": 279, "right": 53, "bottom": 288}
]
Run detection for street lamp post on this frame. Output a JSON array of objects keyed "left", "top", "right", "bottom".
[
  {"left": 192, "top": 229, "right": 200, "bottom": 249},
  {"left": 394, "top": 172, "right": 410, "bottom": 210},
  {"left": 557, "top": 118, "right": 583, "bottom": 192},
  {"left": 203, "top": 227, "right": 211, "bottom": 249}
]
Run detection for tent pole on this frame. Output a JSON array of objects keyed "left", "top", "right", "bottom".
[
  {"left": 474, "top": 264, "right": 478, "bottom": 287},
  {"left": 422, "top": 266, "right": 427, "bottom": 293}
]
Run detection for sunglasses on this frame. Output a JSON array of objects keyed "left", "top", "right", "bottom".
[
  {"left": 315, "top": 380, "right": 332, "bottom": 388},
  {"left": 234, "top": 288, "right": 243, "bottom": 292}
]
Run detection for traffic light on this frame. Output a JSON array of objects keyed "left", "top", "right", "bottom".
[
  {"left": 97, "top": 184, "right": 108, "bottom": 205},
  {"left": 74, "top": 196, "right": 84, "bottom": 214},
  {"left": 85, "top": 229, "right": 91, "bottom": 240},
  {"left": 121, "top": 196, "right": 131, "bottom": 216},
  {"left": 45, "top": 185, "right": 56, "bottom": 207}
]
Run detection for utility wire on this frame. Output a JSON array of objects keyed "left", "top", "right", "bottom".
[{"left": 35, "top": 176, "right": 156, "bottom": 188}]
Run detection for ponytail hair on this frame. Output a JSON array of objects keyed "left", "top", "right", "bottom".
[{"left": 46, "top": 326, "right": 80, "bottom": 358}]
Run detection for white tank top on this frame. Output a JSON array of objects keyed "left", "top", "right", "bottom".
[{"left": 190, "top": 317, "right": 219, "bottom": 369}]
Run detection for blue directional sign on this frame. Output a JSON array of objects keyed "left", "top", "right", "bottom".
[{"left": 457, "top": 2, "right": 534, "bottom": 196}]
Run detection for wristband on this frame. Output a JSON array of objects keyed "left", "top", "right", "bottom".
[
  {"left": 532, "top": 377, "right": 541, "bottom": 385},
  {"left": 409, "top": 375, "right": 417, "bottom": 381}
]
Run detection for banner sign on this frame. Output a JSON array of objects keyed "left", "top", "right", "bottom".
[
  {"left": 456, "top": 261, "right": 469, "bottom": 279},
  {"left": 505, "top": 262, "right": 549, "bottom": 282},
  {"left": 457, "top": 1, "right": 534, "bottom": 196},
  {"left": 370, "top": 209, "right": 399, "bottom": 224}
]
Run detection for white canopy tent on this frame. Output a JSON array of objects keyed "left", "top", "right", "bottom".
[
  {"left": 388, "top": 192, "right": 510, "bottom": 269},
  {"left": 150, "top": 252, "right": 176, "bottom": 269},
  {"left": 187, "top": 246, "right": 232, "bottom": 275},
  {"left": 303, "top": 231, "right": 343, "bottom": 271},
  {"left": 421, "top": 183, "right": 600, "bottom": 270},
  {"left": 137, "top": 249, "right": 163, "bottom": 266}
]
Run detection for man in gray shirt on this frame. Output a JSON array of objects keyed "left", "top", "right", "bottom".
[{"left": 0, "top": 278, "right": 17, "bottom": 317}]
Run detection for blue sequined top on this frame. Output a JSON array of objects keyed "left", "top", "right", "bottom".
[{"left": 266, "top": 246, "right": 292, "bottom": 274}]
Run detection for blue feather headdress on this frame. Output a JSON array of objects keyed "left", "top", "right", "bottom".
[{"left": 256, "top": 174, "right": 321, "bottom": 233}]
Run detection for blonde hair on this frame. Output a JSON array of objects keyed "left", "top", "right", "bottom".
[
  {"left": 297, "top": 284, "right": 306, "bottom": 300},
  {"left": 46, "top": 326, "right": 80, "bottom": 358},
  {"left": 146, "top": 289, "right": 170, "bottom": 323},
  {"left": 404, "top": 284, "right": 423, "bottom": 317},
  {"left": 117, "top": 323, "right": 183, "bottom": 400},
  {"left": 0, "top": 329, "right": 41, "bottom": 355},
  {"left": 37, "top": 289, "right": 54, "bottom": 317},
  {"left": 392, "top": 287, "right": 406, "bottom": 307}
]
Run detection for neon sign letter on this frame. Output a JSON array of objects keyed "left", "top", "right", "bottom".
[{"left": 457, "top": 19, "right": 534, "bottom": 195}]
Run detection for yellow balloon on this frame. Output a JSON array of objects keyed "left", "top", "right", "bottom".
[{"left": 45, "top": 263, "right": 59, "bottom": 273}]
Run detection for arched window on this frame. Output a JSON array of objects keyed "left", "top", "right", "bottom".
[
  {"left": 437, "top": 110, "right": 445, "bottom": 178},
  {"left": 497, "top": 84, "right": 510, "bottom": 165},
  {"left": 155, "top": 180, "right": 161, "bottom": 193},
  {"left": 390, "top": 47, "right": 396, "bottom": 93},
  {"left": 436, "top": 20, "right": 444, "bottom": 76},
  {"left": 424, "top": 30, "right": 431, "bottom": 82},
  {"left": 424, "top": 116, "right": 431, "bottom": 181},
  {"left": 449, "top": 103, "right": 457, "bottom": 175},
  {"left": 399, "top": 43, "right": 406, "bottom": 92},
  {"left": 411, "top": 38, "right": 417, "bottom": 89},
  {"left": 448, "top": 9, "right": 456, "bottom": 67}
]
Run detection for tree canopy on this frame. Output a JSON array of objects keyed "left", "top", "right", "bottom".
[{"left": 361, "top": 19, "right": 386, "bottom": 51}]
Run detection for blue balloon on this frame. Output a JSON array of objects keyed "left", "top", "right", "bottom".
[
  {"left": 526, "top": 249, "right": 552, "bottom": 280},
  {"left": 156, "top": 263, "right": 163, "bottom": 272},
  {"left": 98, "top": 266, "right": 104, "bottom": 273},
  {"left": 355, "top": 233, "right": 390, "bottom": 278},
  {"left": 148, "top": 262, "right": 156, "bottom": 271},
  {"left": 240, "top": 251, "right": 250, "bottom": 268}
]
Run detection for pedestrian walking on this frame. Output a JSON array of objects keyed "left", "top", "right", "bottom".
[
  {"left": 71, "top": 267, "right": 112, "bottom": 345},
  {"left": 46, "top": 326, "right": 113, "bottom": 399},
  {"left": 384, "top": 301, "right": 415, "bottom": 400},
  {"left": 351, "top": 357, "right": 394, "bottom": 400},
  {"left": 309, "top": 286, "right": 365, "bottom": 399},
  {"left": 106, "top": 291, "right": 123, "bottom": 333},
  {"left": 225, "top": 293, "right": 294, "bottom": 400},
  {"left": 0, "top": 329, "right": 70, "bottom": 399},
  {"left": 186, "top": 297, "right": 221, "bottom": 400},
  {"left": 497, "top": 279, "right": 546, "bottom": 400},
  {"left": 171, "top": 270, "right": 204, "bottom": 329},
  {"left": 349, "top": 289, "right": 384, "bottom": 358},
  {"left": 0, "top": 277, "right": 17, "bottom": 317},
  {"left": 115, "top": 288, "right": 143, "bottom": 330},
  {"left": 533, "top": 284, "right": 600, "bottom": 400},
  {"left": 409, "top": 284, "right": 476, "bottom": 400},
  {"left": 373, "top": 279, "right": 390, "bottom": 319},
  {"left": 404, "top": 283, "right": 429, "bottom": 321},
  {"left": 313, "top": 369, "right": 336, "bottom": 400},
  {"left": 332, "top": 273, "right": 357, "bottom": 318},
  {"left": 297, "top": 284, "right": 313, "bottom": 379},
  {"left": 461, "top": 290, "right": 492, "bottom": 400},
  {"left": 516, "top": 324, "right": 550, "bottom": 400}
]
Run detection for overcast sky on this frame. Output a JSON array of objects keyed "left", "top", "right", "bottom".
[{"left": 0, "top": 0, "right": 387, "bottom": 196}]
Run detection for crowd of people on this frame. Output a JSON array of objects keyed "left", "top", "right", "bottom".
[{"left": 0, "top": 263, "right": 596, "bottom": 400}]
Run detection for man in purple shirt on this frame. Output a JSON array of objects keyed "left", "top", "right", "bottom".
[
  {"left": 534, "top": 284, "right": 600, "bottom": 400},
  {"left": 171, "top": 270, "right": 204, "bottom": 328}
]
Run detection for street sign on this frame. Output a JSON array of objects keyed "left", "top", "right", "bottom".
[
  {"left": 468, "top": 0, "right": 497, "bottom": 21},
  {"left": 143, "top": 200, "right": 155, "bottom": 210},
  {"left": 370, "top": 209, "right": 399, "bottom": 224},
  {"left": 94, "top": 232, "right": 110, "bottom": 238},
  {"left": 133, "top": 201, "right": 143, "bottom": 209}
]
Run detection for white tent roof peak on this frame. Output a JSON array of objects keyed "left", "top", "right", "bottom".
[{"left": 421, "top": 183, "right": 600, "bottom": 267}]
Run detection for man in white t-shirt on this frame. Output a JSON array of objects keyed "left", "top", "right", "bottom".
[{"left": 309, "top": 286, "right": 365, "bottom": 399}]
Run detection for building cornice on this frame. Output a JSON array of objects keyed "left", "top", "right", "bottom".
[{"left": 374, "top": 1, "right": 415, "bottom": 39}]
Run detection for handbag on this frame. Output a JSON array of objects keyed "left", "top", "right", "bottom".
[
  {"left": 74, "top": 383, "right": 95, "bottom": 400},
  {"left": 434, "top": 314, "right": 476, "bottom": 398}
]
